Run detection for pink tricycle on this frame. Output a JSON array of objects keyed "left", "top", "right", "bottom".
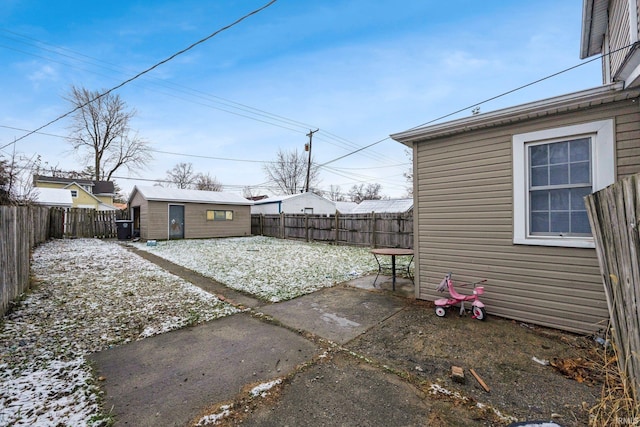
[{"left": 434, "top": 273, "right": 487, "bottom": 320}]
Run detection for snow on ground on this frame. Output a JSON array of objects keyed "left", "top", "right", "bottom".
[
  {"left": 0, "top": 236, "right": 381, "bottom": 425},
  {"left": 0, "top": 238, "right": 239, "bottom": 426},
  {"left": 131, "top": 236, "right": 381, "bottom": 302}
]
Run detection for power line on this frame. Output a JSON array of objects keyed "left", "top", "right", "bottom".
[
  {"left": 0, "top": 0, "right": 277, "bottom": 151},
  {"left": 316, "top": 44, "right": 635, "bottom": 168},
  {"left": 0, "top": 28, "right": 403, "bottom": 167}
]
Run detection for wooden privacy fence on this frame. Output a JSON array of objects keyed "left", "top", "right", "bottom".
[
  {"left": 0, "top": 205, "right": 51, "bottom": 316},
  {"left": 1, "top": 206, "right": 120, "bottom": 316},
  {"left": 585, "top": 173, "right": 640, "bottom": 401},
  {"left": 251, "top": 212, "right": 413, "bottom": 248},
  {"left": 64, "top": 208, "right": 118, "bottom": 238}
]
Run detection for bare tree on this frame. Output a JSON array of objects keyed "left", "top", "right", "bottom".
[
  {"left": 166, "top": 162, "right": 195, "bottom": 189},
  {"left": 242, "top": 186, "right": 257, "bottom": 199},
  {"left": 403, "top": 148, "right": 413, "bottom": 197},
  {"left": 194, "top": 172, "right": 222, "bottom": 191},
  {"left": 0, "top": 152, "right": 38, "bottom": 205},
  {"left": 348, "top": 183, "right": 383, "bottom": 203},
  {"left": 327, "top": 184, "right": 345, "bottom": 201},
  {"left": 0, "top": 156, "right": 13, "bottom": 205},
  {"left": 263, "top": 148, "right": 319, "bottom": 195},
  {"left": 66, "top": 85, "right": 152, "bottom": 181}
]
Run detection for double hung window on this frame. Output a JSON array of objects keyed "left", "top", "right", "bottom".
[
  {"left": 512, "top": 120, "right": 614, "bottom": 248},
  {"left": 528, "top": 137, "right": 592, "bottom": 236}
]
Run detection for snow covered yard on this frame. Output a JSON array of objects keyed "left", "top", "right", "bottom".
[
  {"left": 131, "top": 236, "right": 381, "bottom": 302},
  {"left": 0, "top": 238, "right": 239, "bottom": 426}
]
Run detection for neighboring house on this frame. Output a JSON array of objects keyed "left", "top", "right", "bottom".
[
  {"left": 33, "top": 175, "right": 117, "bottom": 211},
  {"left": 390, "top": 0, "right": 640, "bottom": 334},
  {"left": 251, "top": 192, "right": 336, "bottom": 215},
  {"left": 32, "top": 188, "right": 73, "bottom": 208},
  {"left": 350, "top": 198, "right": 414, "bottom": 214},
  {"left": 335, "top": 201, "right": 358, "bottom": 213},
  {"left": 128, "top": 185, "right": 252, "bottom": 240}
]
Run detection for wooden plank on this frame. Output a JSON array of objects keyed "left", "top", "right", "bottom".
[
  {"left": 586, "top": 173, "right": 640, "bottom": 400},
  {"left": 470, "top": 369, "right": 490, "bottom": 392}
]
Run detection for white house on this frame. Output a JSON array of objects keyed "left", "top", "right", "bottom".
[{"left": 251, "top": 192, "right": 336, "bottom": 215}]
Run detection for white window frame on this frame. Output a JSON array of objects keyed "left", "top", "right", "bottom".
[{"left": 512, "top": 120, "right": 615, "bottom": 248}]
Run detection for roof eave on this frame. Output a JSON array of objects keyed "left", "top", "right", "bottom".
[
  {"left": 579, "top": 0, "right": 609, "bottom": 59},
  {"left": 391, "top": 83, "right": 633, "bottom": 145},
  {"left": 144, "top": 197, "right": 250, "bottom": 205}
]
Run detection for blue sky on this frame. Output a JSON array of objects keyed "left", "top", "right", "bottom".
[{"left": 0, "top": 0, "right": 602, "bottom": 199}]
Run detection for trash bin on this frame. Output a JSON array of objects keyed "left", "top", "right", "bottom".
[{"left": 115, "top": 220, "right": 134, "bottom": 240}]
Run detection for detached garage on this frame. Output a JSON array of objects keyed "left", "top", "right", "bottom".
[{"left": 128, "top": 185, "right": 252, "bottom": 240}]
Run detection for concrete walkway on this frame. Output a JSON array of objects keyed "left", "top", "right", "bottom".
[{"left": 89, "top": 248, "right": 416, "bottom": 426}]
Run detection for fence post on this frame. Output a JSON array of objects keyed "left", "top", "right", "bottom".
[
  {"left": 371, "top": 211, "right": 377, "bottom": 248},
  {"left": 305, "top": 214, "right": 309, "bottom": 242},
  {"left": 260, "top": 214, "right": 264, "bottom": 236},
  {"left": 334, "top": 212, "right": 339, "bottom": 245},
  {"left": 280, "top": 212, "right": 284, "bottom": 239}
]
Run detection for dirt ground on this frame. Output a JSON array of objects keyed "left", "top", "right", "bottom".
[
  {"left": 214, "top": 297, "right": 604, "bottom": 427},
  {"left": 347, "top": 299, "right": 603, "bottom": 426}
]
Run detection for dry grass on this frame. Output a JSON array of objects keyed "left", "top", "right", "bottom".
[{"left": 589, "top": 334, "right": 640, "bottom": 427}]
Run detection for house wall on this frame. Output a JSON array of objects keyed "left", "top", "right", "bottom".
[
  {"left": 95, "top": 195, "right": 114, "bottom": 206},
  {"left": 252, "top": 202, "right": 281, "bottom": 215},
  {"left": 282, "top": 194, "right": 335, "bottom": 215},
  {"left": 609, "top": 0, "right": 632, "bottom": 78},
  {"left": 183, "top": 203, "right": 251, "bottom": 239},
  {"left": 252, "top": 194, "right": 336, "bottom": 215},
  {"left": 412, "top": 97, "right": 640, "bottom": 333},
  {"left": 146, "top": 201, "right": 169, "bottom": 240},
  {"left": 131, "top": 197, "right": 251, "bottom": 240},
  {"left": 129, "top": 192, "right": 149, "bottom": 239}
]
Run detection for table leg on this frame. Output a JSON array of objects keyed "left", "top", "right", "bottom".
[
  {"left": 391, "top": 255, "right": 396, "bottom": 291},
  {"left": 373, "top": 253, "right": 382, "bottom": 286}
]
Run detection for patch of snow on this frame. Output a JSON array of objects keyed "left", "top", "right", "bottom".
[
  {"left": 250, "top": 378, "right": 282, "bottom": 397},
  {"left": 130, "top": 236, "right": 380, "bottom": 302},
  {"left": 1, "top": 238, "right": 239, "bottom": 426},
  {"left": 196, "top": 404, "right": 233, "bottom": 426},
  {"left": 430, "top": 384, "right": 517, "bottom": 424}
]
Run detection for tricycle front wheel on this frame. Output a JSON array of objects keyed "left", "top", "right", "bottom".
[
  {"left": 435, "top": 306, "right": 446, "bottom": 317},
  {"left": 472, "top": 306, "right": 486, "bottom": 321}
]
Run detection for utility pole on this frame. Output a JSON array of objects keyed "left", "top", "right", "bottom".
[{"left": 305, "top": 128, "right": 318, "bottom": 192}]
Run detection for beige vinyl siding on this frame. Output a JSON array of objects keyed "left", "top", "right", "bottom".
[
  {"left": 616, "top": 107, "right": 640, "bottom": 177},
  {"left": 130, "top": 192, "right": 149, "bottom": 240},
  {"left": 183, "top": 203, "right": 251, "bottom": 239},
  {"left": 414, "top": 98, "right": 640, "bottom": 334},
  {"left": 131, "top": 199, "right": 251, "bottom": 240},
  {"left": 147, "top": 201, "right": 171, "bottom": 240},
  {"left": 609, "top": 0, "right": 632, "bottom": 77}
]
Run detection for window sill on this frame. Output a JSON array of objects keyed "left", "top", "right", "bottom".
[{"left": 513, "top": 236, "right": 595, "bottom": 249}]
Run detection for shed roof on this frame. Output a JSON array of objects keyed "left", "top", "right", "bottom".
[
  {"left": 351, "top": 198, "right": 413, "bottom": 214},
  {"left": 130, "top": 185, "right": 251, "bottom": 205},
  {"left": 32, "top": 188, "right": 73, "bottom": 207}
]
